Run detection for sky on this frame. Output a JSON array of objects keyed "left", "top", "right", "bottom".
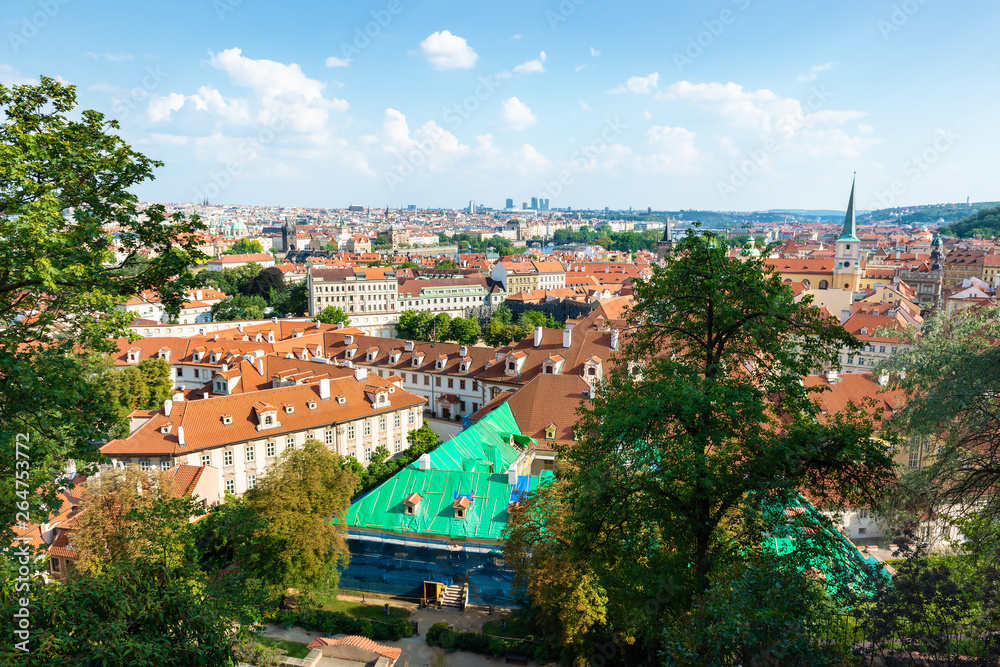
[{"left": 3, "top": 0, "right": 998, "bottom": 212}]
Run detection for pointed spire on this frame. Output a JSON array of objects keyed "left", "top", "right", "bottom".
[
  {"left": 839, "top": 173, "right": 859, "bottom": 241},
  {"left": 661, "top": 221, "right": 673, "bottom": 245}
]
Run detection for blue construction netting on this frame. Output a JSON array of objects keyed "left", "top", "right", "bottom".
[{"left": 339, "top": 533, "right": 517, "bottom": 606}]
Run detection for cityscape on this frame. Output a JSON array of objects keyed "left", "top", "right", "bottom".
[{"left": 4, "top": 2, "right": 1000, "bottom": 666}]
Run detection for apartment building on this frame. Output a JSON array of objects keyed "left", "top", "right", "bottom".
[
  {"left": 307, "top": 267, "right": 399, "bottom": 336},
  {"left": 490, "top": 259, "right": 566, "bottom": 295},
  {"left": 396, "top": 274, "right": 491, "bottom": 316},
  {"left": 838, "top": 311, "right": 914, "bottom": 373},
  {"left": 101, "top": 369, "right": 427, "bottom": 500}
]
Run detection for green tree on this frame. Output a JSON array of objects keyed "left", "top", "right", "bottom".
[
  {"left": 507, "top": 230, "right": 896, "bottom": 660},
  {"left": 101, "top": 357, "right": 174, "bottom": 438},
  {"left": 226, "top": 238, "right": 265, "bottom": 255},
  {"left": 199, "top": 262, "right": 262, "bottom": 296},
  {"left": 240, "top": 266, "right": 285, "bottom": 300},
  {"left": 243, "top": 438, "right": 357, "bottom": 602},
  {"left": 211, "top": 294, "right": 267, "bottom": 321},
  {"left": 515, "top": 310, "right": 548, "bottom": 339},
  {"left": 316, "top": 306, "right": 351, "bottom": 326},
  {"left": 272, "top": 280, "right": 308, "bottom": 317},
  {"left": 432, "top": 312, "right": 452, "bottom": 341},
  {"left": 449, "top": 317, "right": 481, "bottom": 345},
  {"left": 0, "top": 77, "right": 207, "bottom": 544},
  {"left": 436, "top": 258, "right": 458, "bottom": 269},
  {"left": 878, "top": 306, "right": 1000, "bottom": 559}
]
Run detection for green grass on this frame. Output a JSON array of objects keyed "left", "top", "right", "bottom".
[
  {"left": 257, "top": 636, "right": 310, "bottom": 659},
  {"left": 318, "top": 598, "right": 411, "bottom": 620},
  {"left": 483, "top": 614, "right": 537, "bottom": 640}
]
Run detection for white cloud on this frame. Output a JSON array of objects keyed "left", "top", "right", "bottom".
[
  {"left": 575, "top": 65, "right": 587, "bottom": 72},
  {"left": 796, "top": 61, "right": 836, "bottom": 82},
  {"left": 643, "top": 110, "right": 653, "bottom": 121},
  {"left": 0, "top": 64, "right": 33, "bottom": 85},
  {"left": 590, "top": 47, "right": 600, "bottom": 57},
  {"left": 511, "top": 34, "right": 522, "bottom": 40},
  {"left": 579, "top": 100, "right": 591, "bottom": 112},
  {"left": 147, "top": 93, "right": 188, "bottom": 122},
  {"left": 609, "top": 72, "right": 660, "bottom": 95},
  {"left": 84, "top": 52, "right": 133, "bottom": 61},
  {"left": 474, "top": 133, "right": 501, "bottom": 157},
  {"left": 325, "top": 56, "right": 352, "bottom": 68},
  {"left": 514, "top": 51, "right": 547, "bottom": 75},
  {"left": 417, "top": 31, "right": 478, "bottom": 70},
  {"left": 380, "top": 108, "right": 469, "bottom": 170},
  {"left": 500, "top": 97, "right": 537, "bottom": 130}
]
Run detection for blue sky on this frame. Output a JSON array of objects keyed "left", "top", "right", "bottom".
[{"left": 3, "top": 0, "right": 997, "bottom": 211}]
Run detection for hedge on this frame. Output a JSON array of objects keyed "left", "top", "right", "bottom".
[
  {"left": 425, "top": 622, "right": 553, "bottom": 663},
  {"left": 268, "top": 609, "right": 413, "bottom": 642}
]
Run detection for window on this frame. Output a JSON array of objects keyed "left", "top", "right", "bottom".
[
  {"left": 394, "top": 413, "right": 401, "bottom": 428},
  {"left": 891, "top": 346, "right": 898, "bottom": 354},
  {"left": 224, "top": 450, "right": 233, "bottom": 466},
  {"left": 247, "top": 474, "right": 256, "bottom": 490},
  {"left": 460, "top": 380, "right": 466, "bottom": 390},
  {"left": 286, "top": 435, "right": 295, "bottom": 449},
  {"left": 379, "top": 417, "right": 387, "bottom": 432},
  {"left": 423, "top": 375, "right": 429, "bottom": 386},
  {"left": 908, "top": 450, "right": 921, "bottom": 469},
  {"left": 395, "top": 439, "right": 402, "bottom": 453},
  {"left": 879, "top": 345, "right": 886, "bottom": 353},
  {"left": 348, "top": 424, "right": 356, "bottom": 439},
  {"left": 246, "top": 445, "right": 255, "bottom": 462},
  {"left": 435, "top": 377, "right": 441, "bottom": 387},
  {"left": 50, "top": 557, "right": 60, "bottom": 573},
  {"left": 325, "top": 430, "right": 333, "bottom": 445},
  {"left": 225, "top": 479, "right": 235, "bottom": 494},
  {"left": 408, "top": 410, "right": 415, "bottom": 425},
  {"left": 365, "top": 446, "right": 372, "bottom": 462},
  {"left": 364, "top": 421, "right": 371, "bottom": 436},
  {"left": 160, "top": 460, "right": 170, "bottom": 471},
  {"left": 264, "top": 415, "right": 273, "bottom": 426},
  {"left": 266, "top": 442, "right": 275, "bottom": 457},
  {"left": 139, "top": 460, "right": 150, "bottom": 471},
  {"left": 859, "top": 507, "right": 869, "bottom": 519},
  {"left": 176, "top": 367, "right": 183, "bottom": 377},
  {"left": 447, "top": 378, "right": 454, "bottom": 389},
  {"left": 858, "top": 527, "right": 867, "bottom": 535},
  {"left": 846, "top": 356, "right": 854, "bottom": 365},
  {"left": 819, "top": 280, "right": 828, "bottom": 290}
]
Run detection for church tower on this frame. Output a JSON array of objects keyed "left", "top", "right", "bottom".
[
  {"left": 655, "top": 221, "right": 674, "bottom": 261},
  {"left": 833, "top": 176, "right": 863, "bottom": 292}
]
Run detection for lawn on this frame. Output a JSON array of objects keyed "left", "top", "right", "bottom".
[
  {"left": 257, "top": 636, "right": 310, "bottom": 659},
  {"left": 483, "top": 613, "right": 536, "bottom": 640},
  {"left": 319, "top": 598, "right": 411, "bottom": 621}
]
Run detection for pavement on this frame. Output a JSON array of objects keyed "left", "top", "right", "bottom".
[{"left": 261, "top": 599, "right": 538, "bottom": 667}]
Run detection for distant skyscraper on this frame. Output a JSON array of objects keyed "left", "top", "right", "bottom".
[
  {"left": 468, "top": 200, "right": 476, "bottom": 214},
  {"left": 408, "top": 204, "right": 416, "bottom": 210},
  {"left": 505, "top": 198, "right": 514, "bottom": 209},
  {"left": 531, "top": 197, "right": 538, "bottom": 210},
  {"left": 522, "top": 202, "right": 528, "bottom": 210}
]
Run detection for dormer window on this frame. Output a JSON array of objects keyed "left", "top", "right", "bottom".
[
  {"left": 460, "top": 362, "right": 468, "bottom": 373},
  {"left": 403, "top": 492, "right": 422, "bottom": 516},
  {"left": 157, "top": 348, "right": 171, "bottom": 361},
  {"left": 860, "top": 327, "right": 868, "bottom": 335},
  {"left": 161, "top": 423, "right": 173, "bottom": 434},
  {"left": 284, "top": 404, "right": 294, "bottom": 415},
  {"left": 307, "top": 400, "right": 317, "bottom": 411},
  {"left": 545, "top": 423, "right": 556, "bottom": 441},
  {"left": 436, "top": 355, "right": 447, "bottom": 370},
  {"left": 337, "top": 395, "right": 347, "bottom": 405},
  {"left": 389, "top": 351, "right": 401, "bottom": 364},
  {"left": 215, "top": 380, "right": 227, "bottom": 393},
  {"left": 126, "top": 348, "right": 140, "bottom": 364},
  {"left": 452, "top": 496, "right": 472, "bottom": 520},
  {"left": 367, "top": 348, "right": 378, "bottom": 362},
  {"left": 412, "top": 354, "right": 424, "bottom": 368},
  {"left": 221, "top": 415, "right": 233, "bottom": 425},
  {"left": 378, "top": 393, "right": 387, "bottom": 405},
  {"left": 210, "top": 353, "right": 219, "bottom": 364},
  {"left": 346, "top": 347, "right": 356, "bottom": 360}
]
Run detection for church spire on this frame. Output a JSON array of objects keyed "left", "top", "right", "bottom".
[
  {"left": 661, "top": 220, "right": 673, "bottom": 245},
  {"left": 839, "top": 174, "right": 859, "bottom": 242}
]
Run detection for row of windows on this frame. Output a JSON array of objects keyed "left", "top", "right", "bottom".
[
  {"left": 407, "top": 374, "right": 476, "bottom": 389},
  {"left": 316, "top": 282, "right": 394, "bottom": 292}
]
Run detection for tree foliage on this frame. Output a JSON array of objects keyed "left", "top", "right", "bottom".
[
  {"left": 211, "top": 294, "right": 267, "bottom": 321},
  {"left": 242, "top": 438, "right": 357, "bottom": 602},
  {"left": 449, "top": 316, "right": 482, "bottom": 345},
  {"left": 316, "top": 305, "right": 351, "bottom": 326},
  {"left": 938, "top": 204, "right": 1000, "bottom": 238},
  {"left": 100, "top": 357, "right": 174, "bottom": 438},
  {"left": 506, "top": 230, "right": 896, "bottom": 661},
  {"left": 0, "top": 77, "right": 207, "bottom": 544},
  {"left": 196, "top": 262, "right": 261, "bottom": 296},
  {"left": 240, "top": 266, "right": 285, "bottom": 300},
  {"left": 225, "top": 238, "right": 265, "bottom": 255}
]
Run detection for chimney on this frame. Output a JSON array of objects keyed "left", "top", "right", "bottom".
[
  {"left": 196, "top": 290, "right": 203, "bottom": 301},
  {"left": 172, "top": 392, "right": 184, "bottom": 402},
  {"left": 563, "top": 328, "right": 572, "bottom": 349},
  {"left": 319, "top": 377, "right": 331, "bottom": 400},
  {"left": 221, "top": 363, "right": 228, "bottom": 372},
  {"left": 337, "top": 322, "right": 344, "bottom": 329},
  {"left": 214, "top": 334, "right": 219, "bottom": 341},
  {"left": 164, "top": 399, "right": 172, "bottom": 417},
  {"left": 459, "top": 345, "right": 468, "bottom": 357},
  {"left": 272, "top": 316, "right": 278, "bottom": 323},
  {"left": 177, "top": 426, "right": 186, "bottom": 447},
  {"left": 534, "top": 326, "right": 543, "bottom": 348},
  {"left": 256, "top": 358, "right": 264, "bottom": 376},
  {"left": 610, "top": 329, "right": 619, "bottom": 351},
  {"left": 344, "top": 334, "right": 354, "bottom": 345},
  {"left": 418, "top": 453, "right": 431, "bottom": 470},
  {"left": 507, "top": 465, "right": 518, "bottom": 486},
  {"left": 354, "top": 366, "right": 368, "bottom": 382},
  {"left": 404, "top": 340, "right": 414, "bottom": 352},
  {"left": 202, "top": 392, "right": 209, "bottom": 400},
  {"left": 237, "top": 323, "right": 243, "bottom": 333},
  {"left": 825, "top": 369, "right": 839, "bottom": 384}
]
